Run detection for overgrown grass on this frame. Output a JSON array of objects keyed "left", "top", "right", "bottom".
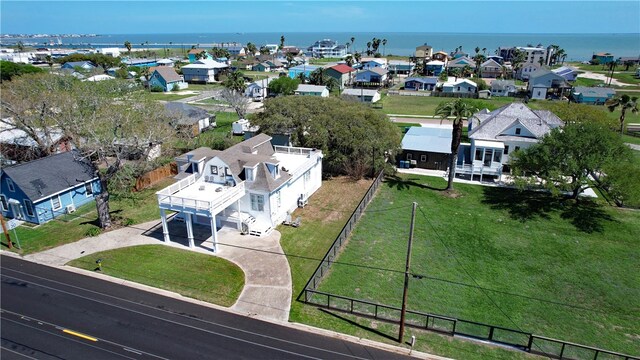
[
  {"left": 317, "top": 174, "right": 640, "bottom": 356},
  {"left": 379, "top": 95, "right": 518, "bottom": 116},
  {"left": 4, "top": 178, "right": 175, "bottom": 254},
  {"left": 573, "top": 77, "right": 605, "bottom": 87},
  {"left": 68, "top": 245, "right": 244, "bottom": 307},
  {"left": 144, "top": 92, "right": 196, "bottom": 101}
]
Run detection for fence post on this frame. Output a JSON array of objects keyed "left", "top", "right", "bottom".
[
  {"left": 559, "top": 343, "right": 566, "bottom": 359},
  {"left": 488, "top": 327, "right": 494, "bottom": 341},
  {"left": 526, "top": 335, "right": 534, "bottom": 352}
]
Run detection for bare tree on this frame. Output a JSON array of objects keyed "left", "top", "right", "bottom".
[{"left": 219, "top": 88, "right": 250, "bottom": 119}]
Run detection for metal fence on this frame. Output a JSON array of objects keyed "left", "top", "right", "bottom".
[
  {"left": 298, "top": 170, "right": 384, "bottom": 296},
  {"left": 300, "top": 289, "right": 639, "bottom": 359}
]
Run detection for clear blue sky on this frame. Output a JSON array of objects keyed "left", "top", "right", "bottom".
[{"left": 1, "top": 1, "right": 639, "bottom": 34}]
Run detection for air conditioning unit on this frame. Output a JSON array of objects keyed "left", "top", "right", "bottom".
[
  {"left": 204, "top": 175, "right": 212, "bottom": 182},
  {"left": 65, "top": 204, "right": 76, "bottom": 214}
]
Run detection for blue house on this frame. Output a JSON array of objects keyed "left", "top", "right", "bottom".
[
  {"left": 425, "top": 60, "right": 446, "bottom": 76},
  {"left": 149, "top": 67, "right": 188, "bottom": 92},
  {"left": 288, "top": 65, "right": 319, "bottom": 79},
  {"left": 572, "top": 86, "right": 616, "bottom": 105},
  {"left": 61, "top": 61, "right": 96, "bottom": 71},
  {"left": 0, "top": 151, "right": 101, "bottom": 225},
  {"left": 404, "top": 77, "right": 438, "bottom": 91},
  {"left": 591, "top": 52, "right": 615, "bottom": 64},
  {"left": 354, "top": 67, "right": 389, "bottom": 84}
]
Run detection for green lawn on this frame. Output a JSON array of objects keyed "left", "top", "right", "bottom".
[
  {"left": 623, "top": 134, "right": 640, "bottom": 145},
  {"left": 379, "top": 95, "right": 518, "bottom": 116},
  {"left": 573, "top": 77, "right": 605, "bottom": 87},
  {"left": 4, "top": 178, "right": 175, "bottom": 255},
  {"left": 187, "top": 83, "right": 224, "bottom": 91},
  {"left": 145, "top": 92, "right": 196, "bottom": 101},
  {"left": 316, "top": 175, "right": 640, "bottom": 356},
  {"left": 68, "top": 245, "right": 244, "bottom": 307},
  {"left": 282, "top": 177, "right": 550, "bottom": 360}
]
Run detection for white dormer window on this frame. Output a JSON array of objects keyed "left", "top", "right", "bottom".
[{"left": 515, "top": 128, "right": 521, "bottom": 135}]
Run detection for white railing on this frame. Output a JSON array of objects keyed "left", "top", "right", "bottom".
[
  {"left": 274, "top": 145, "right": 315, "bottom": 156},
  {"left": 156, "top": 174, "right": 196, "bottom": 196},
  {"left": 157, "top": 180, "right": 246, "bottom": 214},
  {"left": 290, "top": 156, "right": 319, "bottom": 180},
  {"left": 455, "top": 163, "right": 502, "bottom": 175}
]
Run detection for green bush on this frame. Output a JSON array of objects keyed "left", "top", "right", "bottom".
[
  {"left": 150, "top": 85, "right": 164, "bottom": 92},
  {"left": 85, "top": 227, "right": 102, "bottom": 237}
]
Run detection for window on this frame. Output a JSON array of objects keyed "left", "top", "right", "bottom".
[
  {"left": 23, "top": 200, "right": 34, "bottom": 217},
  {"left": 85, "top": 183, "right": 93, "bottom": 197},
  {"left": 250, "top": 194, "right": 264, "bottom": 212},
  {"left": 504, "top": 145, "right": 510, "bottom": 155},
  {"left": 6, "top": 178, "right": 15, "bottom": 192},
  {"left": 276, "top": 191, "right": 281, "bottom": 208},
  {"left": 407, "top": 153, "right": 412, "bottom": 161},
  {"left": 475, "top": 149, "right": 483, "bottom": 161},
  {"left": 210, "top": 165, "right": 218, "bottom": 175},
  {"left": 245, "top": 167, "right": 254, "bottom": 181},
  {"left": 493, "top": 150, "right": 502, "bottom": 163},
  {"left": 0, "top": 195, "right": 7, "bottom": 211},
  {"left": 420, "top": 155, "right": 427, "bottom": 162},
  {"left": 457, "top": 86, "right": 461, "bottom": 91},
  {"left": 225, "top": 167, "right": 232, "bottom": 176},
  {"left": 515, "top": 128, "right": 521, "bottom": 135},
  {"left": 51, "top": 196, "right": 61, "bottom": 210}
]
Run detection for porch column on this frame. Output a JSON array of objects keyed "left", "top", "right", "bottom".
[
  {"left": 210, "top": 214, "right": 218, "bottom": 253},
  {"left": 185, "top": 213, "right": 195, "bottom": 248},
  {"left": 160, "top": 209, "right": 170, "bottom": 243},
  {"left": 235, "top": 200, "right": 241, "bottom": 229}
]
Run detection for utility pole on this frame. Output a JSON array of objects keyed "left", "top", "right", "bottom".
[
  {"left": 398, "top": 201, "right": 417, "bottom": 343},
  {"left": 0, "top": 213, "right": 13, "bottom": 249}
]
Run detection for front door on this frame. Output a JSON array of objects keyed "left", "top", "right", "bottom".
[
  {"left": 484, "top": 149, "right": 493, "bottom": 167},
  {"left": 10, "top": 202, "right": 24, "bottom": 220}
]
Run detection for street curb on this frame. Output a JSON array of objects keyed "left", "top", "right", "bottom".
[{"left": 3, "top": 252, "right": 450, "bottom": 359}]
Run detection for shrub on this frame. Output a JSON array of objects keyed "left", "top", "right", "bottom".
[
  {"left": 85, "top": 227, "right": 102, "bottom": 237},
  {"left": 150, "top": 85, "right": 164, "bottom": 92}
]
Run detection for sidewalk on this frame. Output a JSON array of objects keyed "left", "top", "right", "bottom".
[{"left": 23, "top": 218, "right": 292, "bottom": 322}]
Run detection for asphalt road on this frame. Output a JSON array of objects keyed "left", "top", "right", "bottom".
[{"left": 1, "top": 256, "right": 411, "bottom": 360}]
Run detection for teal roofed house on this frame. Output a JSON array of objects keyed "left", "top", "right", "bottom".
[
  {"left": 188, "top": 48, "right": 213, "bottom": 63},
  {"left": 591, "top": 52, "right": 615, "bottom": 64}
]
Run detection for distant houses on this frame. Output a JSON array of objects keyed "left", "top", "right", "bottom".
[
  {"left": 527, "top": 69, "right": 569, "bottom": 100},
  {"left": 325, "top": 64, "right": 355, "bottom": 90},
  {"left": 149, "top": 67, "right": 188, "bottom": 92},
  {"left": 307, "top": 39, "right": 347, "bottom": 58},
  {"left": 164, "top": 102, "right": 214, "bottom": 137},
  {"left": 591, "top": 52, "right": 615, "bottom": 64},
  {"left": 295, "top": 84, "right": 329, "bottom": 97},
  {"left": 288, "top": 64, "right": 320, "bottom": 79}
]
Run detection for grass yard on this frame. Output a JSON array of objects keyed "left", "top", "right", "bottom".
[
  {"left": 282, "top": 177, "right": 550, "bottom": 360},
  {"left": 68, "top": 245, "right": 244, "bottom": 307},
  {"left": 379, "top": 95, "right": 519, "bottom": 116},
  {"left": 316, "top": 174, "right": 640, "bottom": 356},
  {"left": 187, "top": 83, "right": 224, "bottom": 91},
  {"left": 573, "top": 77, "right": 605, "bottom": 87},
  {"left": 3, "top": 178, "right": 175, "bottom": 255},
  {"left": 144, "top": 92, "right": 196, "bottom": 101}
]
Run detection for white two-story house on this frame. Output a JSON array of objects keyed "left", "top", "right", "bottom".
[
  {"left": 156, "top": 134, "right": 323, "bottom": 252},
  {"left": 456, "top": 103, "right": 563, "bottom": 181}
]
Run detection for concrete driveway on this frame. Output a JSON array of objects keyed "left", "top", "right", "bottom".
[{"left": 24, "top": 218, "right": 292, "bottom": 323}]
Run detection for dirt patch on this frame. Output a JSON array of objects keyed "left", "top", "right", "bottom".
[
  {"left": 442, "top": 190, "right": 462, "bottom": 199},
  {"left": 294, "top": 176, "right": 373, "bottom": 224}
]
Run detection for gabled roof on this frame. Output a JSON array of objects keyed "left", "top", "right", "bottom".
[
  {"left": 401, "top": 125, "right": 452, "bottom": 154},
  {"left": 188, "top": 48, "right": 207, "bottom": 55},
  {"left": 481, "top": 58, "right": 502, "bottom": 68},
  {"left": 360, "top": 67, "right": 388, "bottom": 76},
  {"left": 63, "top": 61, "right": 95, "bottom": 68},
  {"left": 152, "top": 67, "right": 182, "bottom": 83},
  {"left": 2, "top": 151, "right": 96, "bottom": 201},
  {"left": 426, "top": 60, "right": 445, "bottom": 66},
  {"left": 248, "top": 77, "right": 275, "bottom": 89},
  {"left": 405, "top": 77, "right": 438, "bottom": 85},
  {"left": 296, "top": 84, "right": 328, "bottom": 93},
  {"left": 164, "top": 102, "right": 209, "bottom": 125},
  {"left": 551, "top": 66, "right": 577, "bottom": 75},
  {"left": 491, "top": 80, "right": 516, "bottom": 89},
  {"left": 447, "top": 56, "right": 476, "bottom": 67},
  {"left": 469, "top": 103, "right": 563, "bottom": 141},
  {"left": 329, "top": 64, "right": 355, "bottom": 74},
  {"left": 443, "top": 79, "right": 477, "bottom": 88},
  {"left": 342, "top": 88, "right": 379, "bottom": 97},
  {"left": 572, "top": 86, "right": 616, "bottom": 97}
]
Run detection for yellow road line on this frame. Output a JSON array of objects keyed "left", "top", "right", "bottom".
[{"left": 62, "top": 329, "right": 98, "bottom": 342}]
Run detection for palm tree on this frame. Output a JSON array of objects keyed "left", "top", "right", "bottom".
[
  {"left": 345, "top": 55, "right": 354, "bottom": 67},
  {"left": 366, "top": 42, "right": 372, "bottom": 56},
  {"left": 296, "top": 72, "right": 307, "bottom": 83},
  {"left": 124, "top": 41, "right": 132, "bottom": 55},
  {"left": 223, "top": 70, "right": 247, "bottom": 93},
  {"left": 279, "top": 35, "right": 285, "bottom": 51},
  {"left": 382, "top": 39, "right": 387, "bottom": 56},
  {"left": 350, "top": 37, "right": 355, "bottom": 52},
  {"left": 606, "top": 95, "right": 639, "bottom": 134},
  {"left": 246, "top": 42, "right": 257, "bottom": 57},
  {"left": 45, "top": 55, "right": 53, "bottom": 69},
  {"left": 435, "top": 99, "right": 479, "bottom": 190},
  {"left": 353, "top": 52, "right": 362, "bottom": 64},
  {"left": 286, "top": 52, "right": 295, "bottom": 66}
]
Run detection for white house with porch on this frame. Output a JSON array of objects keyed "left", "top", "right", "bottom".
[
  {"left": 156, "top": 134, "right": 323, "bottom": 252},
  {"left": 456, "top": 103, "right": 563, "bottom": 181}
]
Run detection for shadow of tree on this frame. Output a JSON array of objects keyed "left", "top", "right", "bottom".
[
  {"left": 384, "top": 175, "right": 445, "bottom": 192},
  {"left": 482, "top": 187, "right": 615, "bottom": 233},
  {"left": 79, "top": 209, "right": 123, "bottom": 227}
]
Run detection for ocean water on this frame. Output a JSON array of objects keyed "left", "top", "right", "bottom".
[{"left": 5, "top": 32, "right": 640, "bottom": 61}]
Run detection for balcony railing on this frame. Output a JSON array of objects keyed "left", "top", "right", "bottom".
[{"left": 156, "top": 177, "right": 246, "bottom": 214}]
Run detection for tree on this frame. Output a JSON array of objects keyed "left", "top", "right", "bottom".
[
  {"left": 279, "top": 35, "right": 285, "bottom": 51},
  {"left": 1, "top": 73, "right": 174, "bottom": 227},
  {"left": 511, "top": 48, "right": 526, "bottom": 77},
  {"left": 124, "top": 41, "right": 132, "bottom": 55},
  {"left": 0, "top": 60, "right": 43, "bottom": 82},
  {"left": 510, "top": 122, "right": 632, "bottom": 199},
  {"left": 246, "top": 42, "right": 257, "bottom": 57},
  {"left": 296, "top": 72, "right": 307, "bottom": 84},
  {"left": 285, "top": 52, "right": 295, "bottom": 66},
  {"left": 219, "top": 88, "right": 250, "bottom": 119},
  {"left": 253, "top": 96, "right": 401, "bottom": 178},
  {"left": 259, "top": 46, "right": 270, "bottom": 55},
  {"left": 606, "top": 94, "right": 639, "bottom": 134},
  {"left": 353, "top": 52, "right": 362, "bottom": 64},
  {"left": 222, "top": 70, "right": 246, "bottom": 93},
  {"left": 309, "top": 68, "right": 326, "bottom": 85},
  {"left": 544, "top": 102, "right": 617, "bottom": 129},
  {"left": 267, "top": 76, "right": 299, "bottom": 96},
  {"left": 382, "top": 39, "right": 387, "bottom": 56},
  {"left": 350, "top": 37, "right": 355, "bottom": 51},
  {"left": 366, "top": 42, "right": 372, "bottom": 56},
  {"left": 435, "top": 99, "right": 479, "bottom": 190},
  {"left": 623, "top": 60, "right": 635, "bottom": 71}
]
